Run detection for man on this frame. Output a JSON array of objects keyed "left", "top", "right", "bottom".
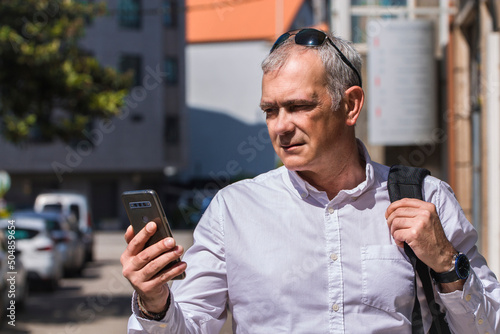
[{"left": 122, "top": 29, "right": 500, "bottom": 333}]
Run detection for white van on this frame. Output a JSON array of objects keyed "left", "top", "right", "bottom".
[{"left": 34, "top": 192, "right": 94, "bottom": 262}]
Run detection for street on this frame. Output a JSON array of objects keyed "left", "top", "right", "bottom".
[{"left": 1, "top": 229, "right": 229, "bottom": 334}]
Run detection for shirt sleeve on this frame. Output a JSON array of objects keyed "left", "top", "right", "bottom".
[
  {"left": 427, "top": 179, "right": 500, "bottom": 333},
  {"left": 127, "top": 193, "right": 229, "bottom": 334}
]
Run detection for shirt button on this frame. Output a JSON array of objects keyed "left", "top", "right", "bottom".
[
  {"left": 328, "top": 207, "right": 334, "bottom": 214},
  {"left": 159, "top": 324, "right": 167, "bottom": 328},
  {"left": 301, "top": 192, "right": 307, "bottom": 198},
  {"left": 477, "top": 318, "right": 483, "bottom": 325},
  {"left": 330, "top": 253, "right": 338, "bottom": 261},
  {"left": 465, "top": 294, "right": 472, "bottom": 302},
  {"left": 332, "top": 304, "right": 339, "bottom": 312}
]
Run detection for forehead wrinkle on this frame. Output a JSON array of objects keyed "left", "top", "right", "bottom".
[{"left": 281, "top": 95, "right": 319, "bottom": 107}]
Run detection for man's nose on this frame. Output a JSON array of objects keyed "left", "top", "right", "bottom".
[{"left": 273, "top": 110, "right": 294, "bottom": 135}]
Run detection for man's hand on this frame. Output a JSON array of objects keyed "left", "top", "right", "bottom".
[
  {"left": 121, "top": 222, "right": 187, "bottom": 313},
  {"left": 385, "top": 198, "right": 457, "bottom": 274}
]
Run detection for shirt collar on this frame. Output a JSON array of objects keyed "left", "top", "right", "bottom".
[{"left": 286, "top": 139, "right": 376, "bottom": 202}]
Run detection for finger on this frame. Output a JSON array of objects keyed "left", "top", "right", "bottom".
[
  {"left": 137, "top": 244, "right": 185, "bottom": 281},
  {"left": 388, "top": 205, "right": 435, "bottom": 234},
  {"left": 387, "top": 208, "right": 423, "bottom": 227},
  {"left": 386, "top": 210, "right": 423, "bottom": 248},
  {"left": 385, "top": 198, "right": 426, "bottom": 218},
  {"left": 122, "top": 239, "right": 182, "bottom": 286},
  {"left": 121, "top": 224, "right": 156, "bottom": 268},
  {"left": 124, "top": 221, "right": 157, "bottom": 257},
  {"left": 386, "top": 206, "right": 418, "bottom": 231},
  {"left": 392, "top": 229, "right": 408, "bottom": 248},
  {"left": 387, "top": 216, "right": 410, "bottom": 242},
  {"left": 140, "top": 261, "right": 187, "bottom": 297},
  {"left": 155, "top": 261, "right": 187, "bottom": 285},
  {"left": 132, "top": 238, "right": 181, "bottom": 274},
  {"left": 124, "top": 225, "right": 135, "bottom": 244},
  {"left": 148, "top": 247, "right": 187, "bottom": 281},
  {"left": 161, "top": 260, "right": 187, "bottom": 279}
]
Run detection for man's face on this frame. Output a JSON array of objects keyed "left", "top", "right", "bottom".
[{"left": 260, "top": 50, "right": 349, "bottom": 174}]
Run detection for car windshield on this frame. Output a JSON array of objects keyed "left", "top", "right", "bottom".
[
  {"left": 11, "top": 228, "right": 38, "bottom": 240},
  {"left": 45, "top": 219, "right": 63, "bottom": 231},
  {"left": 42, "top": 204, "right": 63, "bottom": 213}
]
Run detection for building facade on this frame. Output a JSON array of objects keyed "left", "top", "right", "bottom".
[
  {"left": 182, "top": 0, "right": 328, "bottom": 181},
  {"left": 1, "top": 0, "right": 187, "bottom": 229}
]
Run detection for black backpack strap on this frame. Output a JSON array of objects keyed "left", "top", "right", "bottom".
[
  {"left": 388, "top": 165, "right": 451, "bottom": 334},
  {"left": 388, "top": 165, "right": 429, "bottom": 202}
]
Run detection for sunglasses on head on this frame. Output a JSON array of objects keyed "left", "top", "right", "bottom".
[{"left": 270, "top": 28, "right": 362, "bottom": 88}]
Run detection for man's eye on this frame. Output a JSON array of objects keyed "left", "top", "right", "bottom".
[{"left": 291, "top": 104, "right": 312, "bottom": 112}]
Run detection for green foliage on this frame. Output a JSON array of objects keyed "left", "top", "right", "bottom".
[{"left": 0, "top": 0, "right": 132, "bottom": 143}]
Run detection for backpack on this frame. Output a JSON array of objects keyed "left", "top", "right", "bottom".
[{"left": 387, "top": 165, "right": 451, "bottom": 334}]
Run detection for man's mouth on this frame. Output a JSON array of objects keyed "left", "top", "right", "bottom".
[{"left": 281, "top": 143, "right": 304, "bottom": 150}]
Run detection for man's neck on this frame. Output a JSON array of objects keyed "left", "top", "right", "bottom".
[{"left": 296, "top": 143, "right": 366, "bottom": 200}]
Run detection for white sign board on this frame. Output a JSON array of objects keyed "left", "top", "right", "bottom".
[{"left": 368, "top": 20, "right": 437, "bottom": 145}]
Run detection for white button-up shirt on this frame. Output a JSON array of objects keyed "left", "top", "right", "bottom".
[{"left": 128, "top": 142, "right": 500, "bottom": 334}]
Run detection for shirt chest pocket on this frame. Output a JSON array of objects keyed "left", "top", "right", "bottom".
[{"left": 361, "top": 245, "right": 415, "bottom": 314}]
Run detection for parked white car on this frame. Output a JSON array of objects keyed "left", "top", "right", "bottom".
[
  {"left": 0, "top": 213, "right": 66, "bottom": 290},
  {"left": 17, "top": 211, "right": 85, "bottom": 277},
  {"left": 34, "top": 192, "right": 94, "bottom": 262}
]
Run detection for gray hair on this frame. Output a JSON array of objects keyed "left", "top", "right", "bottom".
[{"left": 261, "top": 31, "right": 362, "bottom": 110}]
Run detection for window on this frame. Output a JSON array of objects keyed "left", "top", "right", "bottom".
[
  {"left": 42, "top": 204, "right": 63, "bottom": 213},
  {"left": 165, "top": 115, "right": 180, "bottom": 145},
  {"left": 163, "top": 0, "right": 178, "bottom": 27},
  {"left": 164, "top": 57, "right": 178, "bottom": 85},
  {"left": 119, "top": 0, "right": 141, "bottom": 29},
  {"left": 119, "top": 54, "right": 142, "bottom": 87},
  {"left": 70, "top": 204, "right": 80, "bottom": 221}
]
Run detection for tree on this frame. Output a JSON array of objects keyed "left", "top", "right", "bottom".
[{"left": 0, "top": 0, "right": 132, "bottom": 143}]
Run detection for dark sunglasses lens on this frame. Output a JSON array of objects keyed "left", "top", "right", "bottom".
[
  {"left": 295, "top": 29, "right": 326, "bottom": 46},
  {"left": 270, "top": 32, "right": 291, "bottom": 53}
]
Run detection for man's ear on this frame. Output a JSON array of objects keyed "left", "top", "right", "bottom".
[{"left": 344, "top": 86, "right": 364, "bottom": 126}]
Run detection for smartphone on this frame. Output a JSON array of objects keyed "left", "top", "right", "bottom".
[{"left": 121, "top": 189, "right": 185, "bottom": 280}]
